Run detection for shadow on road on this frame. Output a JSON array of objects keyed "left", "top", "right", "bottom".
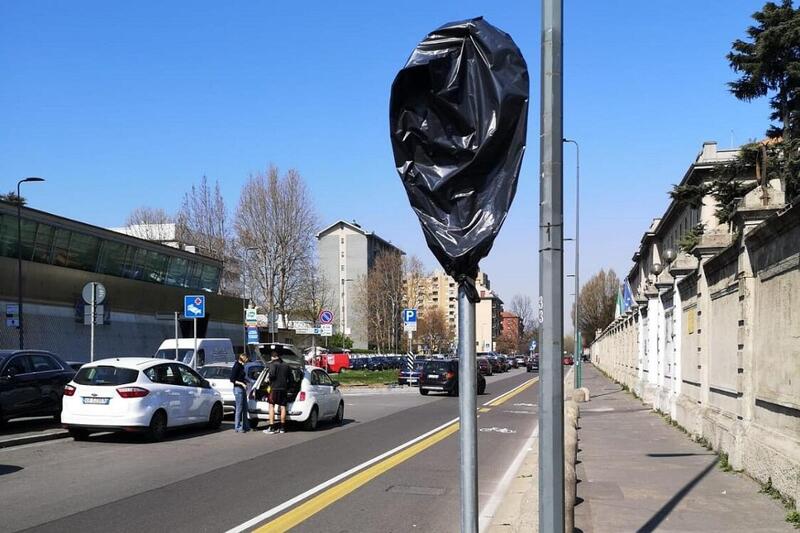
[
  {"left": 636, "top": 458, "right": 719, "bottom": 533},
  {"left": 0, "top": 417, "right": 60, "bottom": 437},
  {"left": 0, "top": 464, "right": 23, "bottom": 476}
]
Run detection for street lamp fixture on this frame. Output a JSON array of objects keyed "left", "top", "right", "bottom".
[
  {"left": 663, "top": 248, "right": 677, "bottom": 264},
  {"left": 16, "top": 176, "right": 45, "bottom": 349},
  {"left": 563, "top": 138, "right": 581, "bottom": 387}
]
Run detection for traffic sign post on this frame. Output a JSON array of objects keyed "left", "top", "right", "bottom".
[
  {"left": 319, "top": 309, "right": 334, "bottom": 325},
  {"left": 83, "top": 282, "right": 107, "bottom": 362},
  {"left": 403, "top": 308, "right": 417, "bottom": 352},
  {"left": 184, "top": 296, "right": 206, "bottom": 369}
]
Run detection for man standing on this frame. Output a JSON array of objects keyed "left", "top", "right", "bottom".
[
  {"left": 230, "top": 353, "right": 250, "bottom": 433},
  {"left": 264, "top": 350, "right": 290, "bottom": 434}
]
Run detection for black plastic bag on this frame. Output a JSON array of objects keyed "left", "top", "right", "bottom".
[{"left": 390, "top": 17, "right": 529, "bottom": 300}]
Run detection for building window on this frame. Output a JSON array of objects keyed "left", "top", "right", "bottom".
[
  {"left": 50, "top": 228, "right": 71, "bottom": 267},
  {"left": 97, "top": 241, "right": 129, "bottom": 277},
  {"left": 66, "top": 232, "right": 101, "bottom": 271}
]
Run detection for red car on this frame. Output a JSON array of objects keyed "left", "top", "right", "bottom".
[
  {"left": 319, "top": 351, "right": 350, "bottom": 374},
  {"left": 562, "top": 355, "right": 574, "bottom": 366}
]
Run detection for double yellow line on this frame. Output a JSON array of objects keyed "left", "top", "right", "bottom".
[{"left": 249, "top": 377, "right": 538, "bottom": 532}]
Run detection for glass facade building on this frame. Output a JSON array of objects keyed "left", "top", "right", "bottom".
[{"left": 0, "top": 210, "right": 220, "bottom": 293}]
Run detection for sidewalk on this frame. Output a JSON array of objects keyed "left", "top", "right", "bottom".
[{"left": 575, "top": 364, "right": 792, "bottom": 532}]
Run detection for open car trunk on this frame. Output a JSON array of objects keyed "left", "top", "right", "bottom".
[{"left": 248, "top": 343, "right": 304, "bottom": 402}]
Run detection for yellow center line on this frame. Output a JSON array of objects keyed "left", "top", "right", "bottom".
[
  {"left": 478, "top": 407, "right": 491, "bottom": 413},
  {"left": 486, "top": 377, "right": 539, "bottom": 407},
  {"left": 255, "top": 421, "right": 460, "bottom": 532}
]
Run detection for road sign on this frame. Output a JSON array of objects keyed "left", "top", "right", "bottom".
[
  {"left": 245, "top": 308, "right": 258, "bottom": 325},
  {"left": 319, "top": 309, "right": 334, "bottom": 324},
  {"left": 530, "top": 340, "right": 537, "bottom": 351},
  {"left": 295, "top": 327, "right": 321, "bottom": 335},
  {"left": 5, "top": 304, "right": 19, "bottom": 328},
  {"left": 82, "top": 282, "right": 106, "bottom": 305},
  {"left": 320, "top": 324, "right": 333, "bottom": 336},
  {"left": 184, "top": 295, "right": 206, "bottom": 319},
  {"left": 246, "top": 326, "right": 259, "bottom": 344},
  {"left": 403, "top": 308, "right": 417, "bottom": 332}
]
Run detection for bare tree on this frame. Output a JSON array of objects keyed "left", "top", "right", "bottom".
[
  {"left": 124, "top": 206, "right": 174, "bottom": 241},
  {"left": 235, "top": 166, "right": 319, "bottom": 327},
  {"left": 176, "top": 176, "right": 232, "bottom": 293},
  {"left": 355, "top": 251, "right": 405, "bottom": 352},
  {"left": 417, "top": 306, "right": 452, "bottom": 353},
  {"left": 403, "top": 255, "right": 428, "bottom": 351},
  {"left": 294, "top": 260, "right": 334, "bottom": 324},
  {"left": 573, "top": 268, "right": 620, "bottom": 345},
  {"left": 508, "top": 294, "right": 537, "bottom": 352}
]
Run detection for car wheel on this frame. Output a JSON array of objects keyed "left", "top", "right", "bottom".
[
  {"left": 303, "top": 406, "right": 319, "bottom": 431},
  {"left": 68, "top": 428, "right": 89, "bottom": 441},
  {"left": 207, "top": 402, "right": 223, "bottom": 429},
  {"left": 148, "top": 410, "right": 168, "bottom": 442},
  {"left": 339, "top": 368, "right": 346, "bottom": 374},
  {"left": 420, "top": 389, "right": 429, "bottom": 396},
  {"left": 334, "top": 402, "right": 344, "bottom": 425}
]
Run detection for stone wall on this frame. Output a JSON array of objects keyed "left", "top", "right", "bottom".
[{"left": 591, "top": 194, "right": 800, "bottom": 503}]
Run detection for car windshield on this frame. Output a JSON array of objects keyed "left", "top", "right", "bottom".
[
  {"left": 155, "top": 349, "right": 193, "bottom": 364},
  {"left": 199, "top": 366, "right": 231, "bottom": 379},
  {"left": 249, "top": 344, "right": 303, "bottom": 366},
  {"left": 424, "top": 361, "right": 452, "bottom": 373},
  {"left": 74, "top": 366, "right": 139, "bottom": 386}
]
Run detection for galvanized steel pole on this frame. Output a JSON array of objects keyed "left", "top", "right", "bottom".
[
  {"left": 539, "top": 0, "right": 566, "bottom": 531},
  {"left": 458, "top": 283, "right": 478, "bottom": 533},
  {"left": 564, "top": 138, "right": 581, "bottom": 388}
]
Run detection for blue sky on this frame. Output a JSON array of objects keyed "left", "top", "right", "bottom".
[{"left": 1, "top": 1, "right": 770, "bottom": 310}]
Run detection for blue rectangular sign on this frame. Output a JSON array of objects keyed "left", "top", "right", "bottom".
[
  {"left": 246, "top": 326, "right": 259, "bottom": 344},
  {"left": 184, "top": 295, "right": 206, "bottom": 319},
  {"left": 402, "top": 308, "right": 417, "bottom": 324}
]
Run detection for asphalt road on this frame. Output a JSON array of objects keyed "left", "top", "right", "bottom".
[{"left": 0, "top": 368, "right": 538, "bottom": 533}]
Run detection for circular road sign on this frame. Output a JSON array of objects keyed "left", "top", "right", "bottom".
[
  {"left": 319, "top": 310, "right": 334, "bottom": 324},
  {"left": 82, "top": 282, "right": 107, "bottom": 305}
]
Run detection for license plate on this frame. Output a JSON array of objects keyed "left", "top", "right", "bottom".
[
  {"left": 428, "top": 374, "right": 439, "bottom": 379},
  {"left": 82, "top": 397, "right": 110, "bottom": 405}
]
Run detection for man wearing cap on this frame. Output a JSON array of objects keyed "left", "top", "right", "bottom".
[{"left": 264, "top": 350, "right": 290, "bottom": 434}]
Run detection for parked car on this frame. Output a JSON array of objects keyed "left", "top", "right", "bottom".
[
  {"left": 398, "top": 362, "right": 425, "bottom": 386},
  {"left": 349, "top": 358, "right": 367, "bottom": 371},
  {"left": 154, "top": 338, "right": 235, "bottom": 368},
  {"left": 563, "top": 355, "right": 575, "bottom": 366},
  {"left": 496, "top": 354, "right": 511, "bottom": 372},
  {"left": 419, "top": 359, "right": 486, "bottom": 396},
  {"left": 199, "top": 363, "right": 235, "bottom": 414},
  {"left": 366, "top": 356, "right": 386, "bottom": 371},
  {"left": 527, "top": 353, "right": 539, "bottom": 373},
  {"left": 477, "top": 357, "right": 493, "bottom": 376},
  {"left": 505, "top": 355, "right": 519, "bottom": 369},
  {"left": 515, "top": 355, "right": 526, "bottom": 366},
  {"left": 247, "top": 343, "right": 344, "bottom": 430},
  {"left": 0, "top": 350, "right": 76, "bottom": 426},
  {"left": 323, "top": 351, "right": 350, "bottom": 374},
  {"left": 66, "top": 361, "right": 85, "bottom": 372},
  {"left": 478, "top": 352, "right": 502, "bottom": 374},
  {"left": 61, "top": 358, "right": 224, "bottom": 441}
]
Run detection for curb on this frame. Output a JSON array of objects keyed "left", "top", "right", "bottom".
[{"left": 0, "top": 429, "right": 70, "bottom": 449}]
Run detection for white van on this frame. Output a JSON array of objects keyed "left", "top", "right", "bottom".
[{"left": 154, "top": 338, "right": 236, "bottom": 368}]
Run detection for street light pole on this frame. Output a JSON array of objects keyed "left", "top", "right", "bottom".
[
  {"left": 15, "top": 177, "right": 45, "bottom": 350},
  {"left": 539, "top": 0, "right": 565, "bottom": 531},
  {"left": 564, "top": 138, "right": 581, "bottom": 387}
]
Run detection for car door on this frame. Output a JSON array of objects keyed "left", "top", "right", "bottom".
[
  {"left": 28, "top": 353, "right": 68, "bottom": 415},
  {"left": 176, "top": 364, "right": 212, "bottom": 423},
  {"left": 145, "top": 364, "right": 185, "bottom": 425},
  {"left": 311, "top": 370, "right": 334, "bottom": 417},
  {"left": 316, "top": 370, "right": 339, "bottom": 417},
  {"left": 0, "top": 355, "right": 38, "bottom": 418}
]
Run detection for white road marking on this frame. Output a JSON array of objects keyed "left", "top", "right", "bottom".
[
  {"left": 513, "top": 402, "right": 536, "bottom": 407},
  {"left": 478, "top": 423, "right": 539, "bottom": 532},
  {"left": 479, "top": 427, "right": 517, "bottom": 434}
]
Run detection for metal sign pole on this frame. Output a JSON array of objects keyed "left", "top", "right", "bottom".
[
  {"left": 90, "top": 282, "right": 96, "bottom": 362},
  {"left": 174, "top": 311, "right": 179, "bottom": 361},
  {"left": 458, "top": 283, "right": 478, "bottom": 533},
  {"left": 193, "top": 318, "right": 198, "bottom": 370},
  {"left": 540, "top": 0, "right": 565, "bottom": 531}
]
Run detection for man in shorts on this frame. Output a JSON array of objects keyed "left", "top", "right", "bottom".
[{"left": 264, "top": 350, "right": 290, "bottom": 434}]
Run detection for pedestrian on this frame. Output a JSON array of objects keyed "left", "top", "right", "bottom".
[
  {"left": 230, "top": 353, "right": 250, "bottom": 433},
  {"left": 263, "top": 350, "right": 290, "bottom": 434}
]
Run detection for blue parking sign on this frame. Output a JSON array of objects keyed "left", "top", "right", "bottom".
[
  {"left": 402, "top": 308, "right": 417, "bottom": 324},
  {"left": 184, "top": 295, "right": 206, "bottom": 319},
  {"left": 246, "top": 326, "right": 259, "bottom": 344}
]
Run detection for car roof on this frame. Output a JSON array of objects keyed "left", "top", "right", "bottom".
[{"left": 83, "top": 357, "right": 183, "bottom": 369}]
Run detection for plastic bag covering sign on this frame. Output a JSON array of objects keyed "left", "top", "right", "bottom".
[{"left": 390, "top": 17, "right": 529, "bottom": 298}]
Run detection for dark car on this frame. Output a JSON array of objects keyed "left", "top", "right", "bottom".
[
  {"left": 349, "top": 358, "right": 367, "bottom": 371},
  {"left": 479, "top": 352, "right": 503, "bottom": 374},
  {"left": 504, "top": 355, "right": 518, "bottom": 369},
  {"left": 398, "top": 362, "right": 425, "bottom": 386},
  {"left": 527, "top": 353, "right": 539, "bottom": 373},
  {"left": 366, "top": 356, "right": 386, "bottom": 371},
  {"left": 477, "top": 357, "right": 492, "bottom": 376},
  {"left": 0, "top": 350, "right": 76, "bottom": 426},
  {"left": 496, "top": 354, "right": 511, "bottom": 372},
  {"left": 419, "top": 359, "right": 486, "bottom": 396}
]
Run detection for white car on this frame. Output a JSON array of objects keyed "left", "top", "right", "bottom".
[
  {"left": 247, "top": 343, "right": 344, "bottom": 431},
  {"left": 61, "top": 357, "right": 224, "bottom": 442},
  {"left": 199, "top": 363, "right": 235, "bottom": 414}
]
